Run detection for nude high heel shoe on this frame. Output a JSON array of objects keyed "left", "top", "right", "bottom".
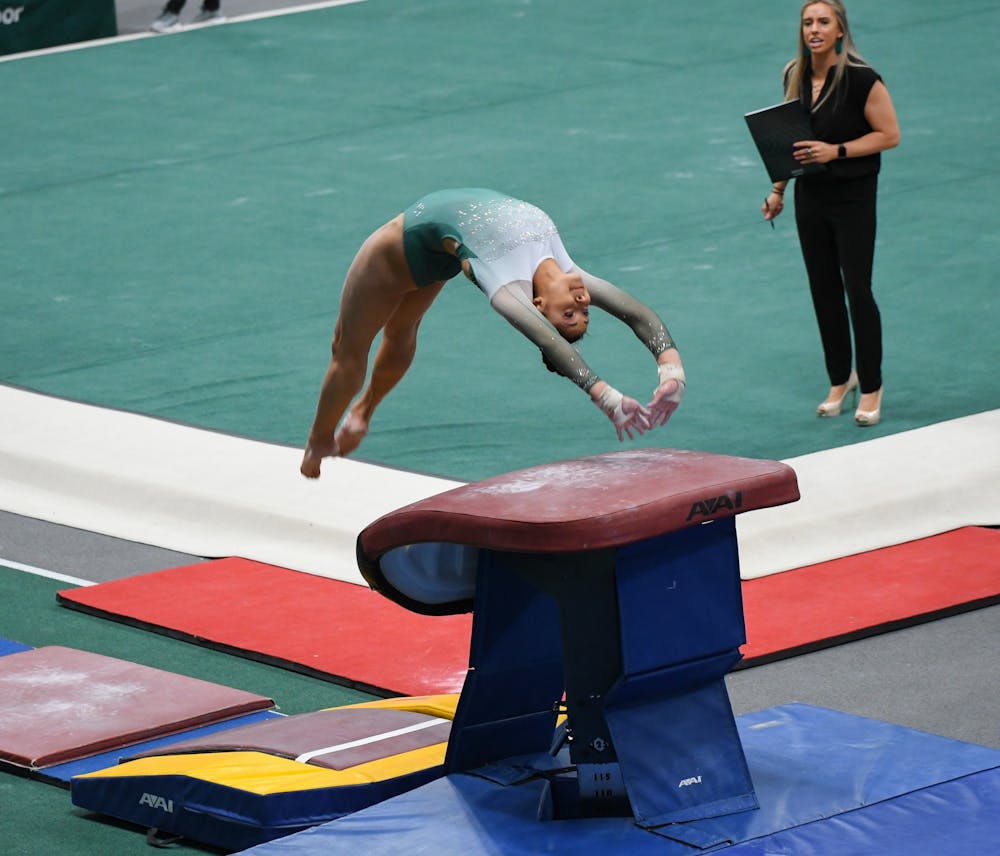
[
  {"left": 855, "top": 388, "right": 883, "bottom": 427},
  {"left": 816, "top": 372, "right": 859, "bottom": 417}
]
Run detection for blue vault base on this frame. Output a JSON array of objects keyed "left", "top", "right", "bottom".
[{"left": 236, "top": 704, "right": 1000, "bottom": 855}]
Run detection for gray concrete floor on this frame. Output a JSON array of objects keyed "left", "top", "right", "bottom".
[
  {"left": 0, "top": 510, "right": 205, "bottom": 581},
  {"left": 726, "top": 604, "right": 999, "bottom": 750},
  {"left": 115, "top": 0, "right": 325, "bottom": 35}
]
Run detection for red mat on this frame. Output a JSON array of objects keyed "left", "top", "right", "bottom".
[
  {"left": 59, "top": 558, "right": 473, "bottom": 697},
  {"left": 739, "top": 525, "right": 1000, "bottom": 665},
  {"left": 57, "top": 528, "right": 1000, "bottom": 695},
  {"left": 0, "top": 646, "right": 273, "bottom": 770}
]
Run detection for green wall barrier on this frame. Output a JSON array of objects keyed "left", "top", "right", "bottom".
[{"left": 0, "top": 0, "right": 115, "bottom": 55}]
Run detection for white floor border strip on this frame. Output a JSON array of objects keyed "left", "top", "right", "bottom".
[
  {"left": 1, "top": 385, "right": 997, "bottom": 584},
  {"left": 0, "top": 556, "right": 94, "bottom": 587}
]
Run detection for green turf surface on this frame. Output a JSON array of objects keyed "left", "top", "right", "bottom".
[
  {"left": 3, "top": 1, "right": 998, "bottom": 482},
  {"left": 0, "top": 773, "right": 224, "bottom": 855}
]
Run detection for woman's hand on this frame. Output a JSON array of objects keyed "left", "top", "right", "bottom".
[
  {"left": 793, "top": 140, "right": 833, "bottom": 165},
  {"left": 762, "top": 190, "right": 784, "bottom": 221}
]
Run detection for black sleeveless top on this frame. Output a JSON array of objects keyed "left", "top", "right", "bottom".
[{"left": 800, "top": 61, "right": 883, "bottom": 181}]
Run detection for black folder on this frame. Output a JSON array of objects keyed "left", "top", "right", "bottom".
[{"left": 745, "top": 99, "right": 825, "bottom": 182}]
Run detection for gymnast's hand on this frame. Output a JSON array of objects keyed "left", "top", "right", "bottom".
[
  {"left": 616, "top": 395, "right": 653, "bottom": 440},
  {"left": 593, "top": 383, "right": 651, "bottom": 441},
  {"left": 647, "top": 379, "right": 684, "bottom": 428},
  {"left": 647, "top": 363, "right": 686, "bottom": 428},
  {"left": 300, "top": 434, "right": 339, "bottom": 479}
]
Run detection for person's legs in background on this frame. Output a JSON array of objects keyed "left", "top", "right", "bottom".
[
  {"left": 151, "top": 0, "right": 225, "bottom": 32},
  {"left": 191, "top": 2, "right": 225, "bottom": 25},
  {"left": 795, "top": 181, "right": 857, "bottom": 415},
  {"left": 151, "top": 0, "right": 186, "bottom": 32},
  {"left": 834, "top": 176, "right": 881, "bottom": 396}
]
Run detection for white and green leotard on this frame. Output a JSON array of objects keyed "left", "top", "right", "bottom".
[{"left": 403, "top": 188, "right": 675, "bottom": 392}]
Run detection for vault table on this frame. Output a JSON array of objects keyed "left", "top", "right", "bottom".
[{"left": 358, "top": 448, "right": 799, "bottom": 826}]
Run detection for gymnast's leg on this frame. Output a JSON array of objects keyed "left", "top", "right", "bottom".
[
  {"left": 301, "top": 216, "right": 420, "bottom": 478},
  {"left": 335, "top": 280, "right": 447, "bottom": 456}
]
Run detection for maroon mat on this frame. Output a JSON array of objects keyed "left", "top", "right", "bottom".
[
  {"left": 131, "top": 706, "right": 452, "bottom": 770},
  {"left": 0, "top": 646, "right": 274, "bottom": 770}
]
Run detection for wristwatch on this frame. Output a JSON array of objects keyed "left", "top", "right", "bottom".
[{"left": 837, "top": 144, "right": 847, "bottom": 159}]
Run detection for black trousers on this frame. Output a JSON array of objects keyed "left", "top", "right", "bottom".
[
  {"left": 164, "top": 0, "right": 220, "bottom": 12},
  {"left": 794, "top": 174, "right": 882, "bottom": 394}
]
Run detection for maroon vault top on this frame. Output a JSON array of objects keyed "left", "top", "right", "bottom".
[
  {"left": 356, "top": 449, "right": 798, "bottom": 614},
  {"left": 360, "top": 449, "right": 798, "bottom": 558}
]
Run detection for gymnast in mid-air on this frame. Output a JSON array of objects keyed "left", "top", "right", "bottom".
[{"left": 301, "top": 188, "right": 686, "bottom": 479}]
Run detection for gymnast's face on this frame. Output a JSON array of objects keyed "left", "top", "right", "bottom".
[{"left": 533, "top": 269, "right": 591, "bottom": 342}]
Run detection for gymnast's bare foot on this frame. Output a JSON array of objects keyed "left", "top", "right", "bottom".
[
  {"left": 334, "top": 410, "right": 370, "bottom": 457},
  {"left": 300, "top": 435, "right": 339, "bottom": 478}
]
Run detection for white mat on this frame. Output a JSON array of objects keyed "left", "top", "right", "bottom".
[
  {"left": 1, "top": 385, "right": 997, "bottom": 583},
  {"left": 0, "top": 386, "right": 459, "bottom": 585},
  {"left": 737, "top": 408, "right": 1000, "bottom": 578}
]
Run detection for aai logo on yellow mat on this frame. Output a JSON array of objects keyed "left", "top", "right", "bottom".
[{"left": 139, "top": 792, "right": 175, "bottom": 813}]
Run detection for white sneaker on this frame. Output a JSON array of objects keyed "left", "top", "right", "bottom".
[
  {"left": 150, "top": 11, "right": 180, "bottom": 33},
  {"left": 190, "top": 8, "right": 226, "bottom": 24}
]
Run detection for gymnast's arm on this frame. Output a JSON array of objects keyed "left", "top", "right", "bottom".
[
  {"left": 489, "top": 283, "right": 650, "bottom": 440},
  {"left": 572, "top": 266, "right": 686, "bottom": 427}
]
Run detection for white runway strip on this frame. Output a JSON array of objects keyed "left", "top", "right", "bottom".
[
  {"left": 1, "top": 385, "right": 997, "bottom": 583},
  {"left": 0, "top": 386, "right": 459, "bottom": 585},
  {"left": 737, "top": 408, "right": 1000, "bottom": 578}
]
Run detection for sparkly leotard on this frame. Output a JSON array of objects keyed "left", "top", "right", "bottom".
[
  {"left": 402, "top": 189, "right": 675, "bottom": 391},
  {"left": 403, "top": 188, "right": 573, "bottom": 293}
]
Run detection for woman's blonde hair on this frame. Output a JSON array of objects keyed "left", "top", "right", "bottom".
[{"left": 782, "top": 0, "right": 867, "bottom": 111}]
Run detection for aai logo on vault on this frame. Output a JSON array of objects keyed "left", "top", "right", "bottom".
[{"left": 686, "top": 491, "right": 743, "bottom": 521}]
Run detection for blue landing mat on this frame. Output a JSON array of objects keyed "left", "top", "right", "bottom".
[
  {"left": 236, "top": 704, "right": 1000, "bottom": 855},
  {"left": 725, "top": 767, "right": 1000, "bottom": 855},
  {"left": 0, "top": 636, "right": 32, "bottom": 657}
]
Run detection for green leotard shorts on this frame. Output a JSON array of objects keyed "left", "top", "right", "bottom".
[
  {"left": 401, "top": 220, "right": 464, "bottom": 287},
  {"left": 402, "top": 190, "right": 487, "bottom": 287}
]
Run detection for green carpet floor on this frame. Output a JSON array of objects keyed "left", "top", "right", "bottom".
[{"left": 2, "top": 0, "right": 997, "bottom": 481}]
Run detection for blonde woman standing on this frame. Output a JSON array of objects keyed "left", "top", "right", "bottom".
[{"left": 762, "top": 1, "right": 899, "bottom": 426}]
